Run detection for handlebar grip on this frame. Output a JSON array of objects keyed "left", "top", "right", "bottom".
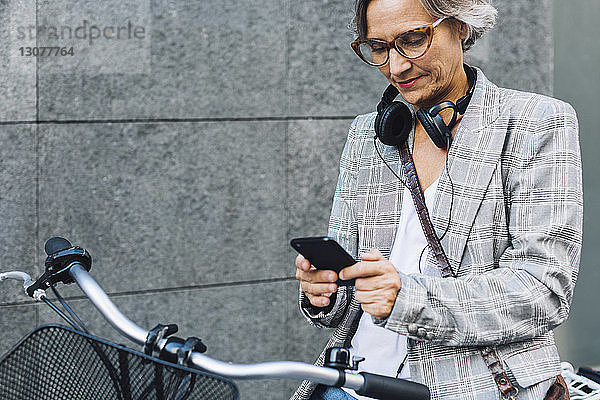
[{"left": 355, "top": 372, "right": 430, "bottom": 400}]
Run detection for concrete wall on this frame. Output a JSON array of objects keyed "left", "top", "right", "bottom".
[
  {"left": 0, "top": 0, "right": 572, "bottom": 398},
  {"left": 553, "top": 0, "right": 600, "bottom": 368}
]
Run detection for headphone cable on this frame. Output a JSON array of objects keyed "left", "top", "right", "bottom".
[
  {"left": 437, "top": 136, "right": 454, "bottom": 241},
  {"left": 373, "top": 136, "right": 428, "bottom": 211}
]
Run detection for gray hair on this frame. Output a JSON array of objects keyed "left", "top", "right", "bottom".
[{"left": 351, "top": 0, "right": 497, "bottom": 51}]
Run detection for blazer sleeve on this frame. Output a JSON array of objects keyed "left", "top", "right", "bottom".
[
  {"left": 298, "top": 116, "right": 361, "bottom": 328},
  {"left": 378, "top": 99, "right": 583, "bottom": 346}
]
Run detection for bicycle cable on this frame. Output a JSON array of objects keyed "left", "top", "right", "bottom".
[
  {"left": 50, "top": 282, "right": 90, "bottom": 334},
  {"left": 39, "top": 296, "right": 82, "bottom": 330},
  {"left": 44, "top": 281, "right": 128, "bottom": 399},
  {"left": 46, "top": 284, "right": 125, "bottom": 400}
]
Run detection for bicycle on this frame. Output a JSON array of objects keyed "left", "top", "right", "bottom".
[{"left": 0, "top": 237, "right": 432, "bottom": 400}]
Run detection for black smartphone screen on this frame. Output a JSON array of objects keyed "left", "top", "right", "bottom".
[{"left": 290, "top": 236, "right": 356, "bottom": 286}]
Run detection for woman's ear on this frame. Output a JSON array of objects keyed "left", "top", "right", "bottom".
[{"left": 457, "top": 21, "right": 468, "bottom": 40}]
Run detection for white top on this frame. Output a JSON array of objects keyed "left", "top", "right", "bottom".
[{"left": 343, "top": 178, "right": 439, "bottom": 400}]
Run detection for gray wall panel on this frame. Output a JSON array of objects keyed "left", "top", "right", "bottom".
[
  {"left": 36, "top": 0, "right": 288, "bottom": 120},
  {"left": 0, "top": 0, "right": 36, "bottom": 121},
  {"left": 288, "top": 0, "right": 382, "bottom": 117},
  {"left": 287, "top": 118, "right": 353, "bottom": 240},
  {"left": 0, "top": 304, "right": 38, "bottom": 355},
  {"left": 32, "top": 0, "right": 556, "bottom": 121},
  {"left": 467, "top": 0, "right": 553, "bottom": 95},
  {"left": 0, "top": 125, "right": 37, "bottom": 303},
  {"left": 552, "top": 0, "right": 600, "bottom": 368},
  {"left": 38, "top": 121, "right": 288, "bottom": 296}
]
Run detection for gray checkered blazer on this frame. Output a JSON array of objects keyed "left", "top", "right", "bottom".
[{"left": 291, "top": 68, "right": 582, "bottom": 400}]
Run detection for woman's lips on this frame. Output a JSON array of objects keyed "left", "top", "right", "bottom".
[{"left": 397, "top": 76, "right": 423, "bottom": 88}]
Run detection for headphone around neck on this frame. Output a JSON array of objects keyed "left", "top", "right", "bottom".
[{"left": 374, "top": 64, "right": 477, "bottom": 150}]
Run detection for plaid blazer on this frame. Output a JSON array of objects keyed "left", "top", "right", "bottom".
[{"left": 292, "top": 68, "right": 582, "bottom": 400}]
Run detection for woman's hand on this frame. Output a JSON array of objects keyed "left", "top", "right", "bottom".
[
  {"left": 339, "top": 249, "right": 401, "bottom": 320},
  {"left": 295, "top": 254, "right": 339, "bottom": 308}
]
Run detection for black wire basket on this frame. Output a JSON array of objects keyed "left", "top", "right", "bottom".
[{"left": 0, "top": 324, "right": 239, "bottom": 400}]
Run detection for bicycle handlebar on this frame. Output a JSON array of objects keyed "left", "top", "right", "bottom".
[
  {"left": 357, "top": 372, "right": 431, "bottom": 400},
  {"left": 69, "top": 264, "right": 148, "bottom": 344},
  {"left": 70, "top": 263, "right": 355, "bottom": 383},
  {"left": 7, "top": 262, "right": 429, "bottom": 400},
  {"left": 0, "top": 271, "right": 35, "bottom": 295}
]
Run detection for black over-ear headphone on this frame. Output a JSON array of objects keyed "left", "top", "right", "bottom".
[{"left": 374, "top": 64, "right": 477, "bottom": 150}]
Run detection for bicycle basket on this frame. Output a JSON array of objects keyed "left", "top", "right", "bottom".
[{"left": 0, "top": 324, "right": 239, "bottom": 400}]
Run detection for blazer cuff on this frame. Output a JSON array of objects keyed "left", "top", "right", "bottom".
[
  {"left": 372, "top": 314, "right": 388, "bottom": 327},
  {"left": 300, "top": 286, "right": 348, "bottom": 328},
  {"left": 380, "top": 272, "right": 450, "bottom": 342},
  {"left": 301, "top": 292, "right": 337, "bottom": 316}
]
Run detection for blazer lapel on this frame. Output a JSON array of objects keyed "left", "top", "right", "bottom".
[{"left": 430, "top": 68, "right": 505, "bottom": 273}]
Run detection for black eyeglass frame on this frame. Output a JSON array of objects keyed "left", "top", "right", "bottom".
[{"left": 351, "top": 17, "right": 448, "bottom": 66}]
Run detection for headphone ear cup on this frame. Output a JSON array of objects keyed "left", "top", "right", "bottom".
[
  {"left": 375, "top": 101, "right": 413, "bottom": 146},
  {"left": 416, "top": 108, "right": 449, "bottom": 149}
]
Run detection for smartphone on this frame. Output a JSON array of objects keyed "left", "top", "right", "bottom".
[{"left": 290, "top": 236, "right": 356, "bottom": 286}]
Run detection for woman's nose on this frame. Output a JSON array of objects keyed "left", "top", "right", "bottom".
[{"left": 388, "top": 49, "right": 411, "bottom": 78}]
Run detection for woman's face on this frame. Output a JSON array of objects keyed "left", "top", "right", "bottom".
[{"left": 366, "top": 0, "right": 467, "bottom": 109}]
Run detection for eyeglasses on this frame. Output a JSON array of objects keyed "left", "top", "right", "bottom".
[{"left": 351, "top": 17, "right": 447, "bottom": 66}]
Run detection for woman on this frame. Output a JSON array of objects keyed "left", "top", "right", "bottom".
[{"left": 293, "top": 0, "right": 582, "bottom": 399}]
